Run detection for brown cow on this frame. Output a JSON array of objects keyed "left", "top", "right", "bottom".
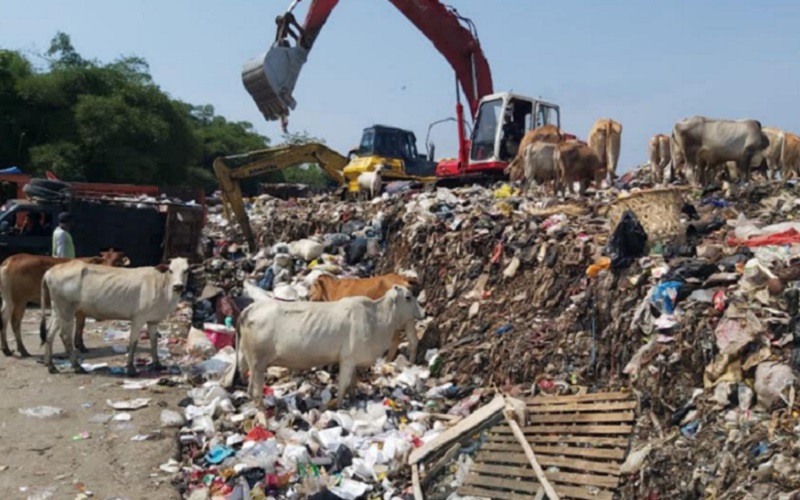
[
  {"left": 310, "top": 273, "right": 418, "bottom": 362},
  {"left": 648, "top": 134, "right": 671, "bottom": 184},
  {"left": 0, "top": 250, "right": 128, "bottom": 357},
  {"left": 588, "top": 119, "right": 622, "bottom": 180},
  {"left": 554, "top": 140, "right": 606, "bottom": 197},
  {"left": 505, "top": 125, "right": 564, "bottom": 182},
  {"left": 783, "top": 133, "right": 800, "bottom": 179}
]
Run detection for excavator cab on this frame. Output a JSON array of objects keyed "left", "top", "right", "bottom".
[
  {"left": 342, "top": 125, "right": 437, "bottom": 192},
  {"left": 470, "top": 92, "right": 561, "bottom": 165}
]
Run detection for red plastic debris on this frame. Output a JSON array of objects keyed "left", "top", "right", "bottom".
[
  {"left": 491, "top": 242, "right": 503, "bottom": 264},
  {"left": 713, "top": 290, "right": 727, "bottom": 312},
  {"left": 245, "top": 426, "right": 274, "bottom": 442},
  {"left": 537, "top": 379, "right": 555, "bottom": 392}
]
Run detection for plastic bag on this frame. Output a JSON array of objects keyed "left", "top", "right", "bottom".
[
  {"left": 160, "top": 409, "right": 185, "bottom": 428},
  {"left": 290, "top": 239, "right": 326, "bottom": 261},
  {"left": 650, "top": 281, "right": 682, "bottom": 314},
  {"left": 186, "top": 327, "right": 217, "bottom": 358},
  {"left": 662, "top": 260, "right": 717, "bottom": 283},
  {"left": 604, "top": 210, "right": 647, "bottom": 269},
  {"left": 19, "top": 406, "right": 63, "bottom": 418},
  {"left": 755, "top": 362, "right": 795, "bottom": 410}
]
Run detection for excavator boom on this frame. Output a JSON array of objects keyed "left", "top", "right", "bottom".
[
  {"left": 243, "top": 0, "right": 493, "bottom": 124},
  {"left": 213, "top": 143, "right": 348, "bottom": 251}
]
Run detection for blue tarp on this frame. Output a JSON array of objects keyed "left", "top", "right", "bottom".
[{"left": 0, "top": 166, "right": 22, "bottom": 174}]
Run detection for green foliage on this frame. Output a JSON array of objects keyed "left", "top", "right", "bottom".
[
  {"left": 257, "top": 130, "right": 334, "bottom": 189},
  {"left": 0, "top": 32, "right": 274, "bottom": 192}
]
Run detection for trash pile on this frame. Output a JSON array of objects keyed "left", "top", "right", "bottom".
[
  {"left": 173, "top": 344, "right": 497, "bottom": 499},
  {"left": 180, "top": 181, "right": 800, "bottom": 498}
]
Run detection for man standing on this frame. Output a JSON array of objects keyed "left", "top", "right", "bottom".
[{"left": 52, "top": 212, "right": 75, "bottom": 258}]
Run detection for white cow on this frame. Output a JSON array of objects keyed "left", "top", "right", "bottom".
[
  {"left": 235, "top": 285, "right": 424, "bottom": 408},
  {"left": 522, "top": 142, "right": 558, "bottom": 193},
  {"left": 40, "top": 258, "right": 190, "bottom": 376},
  {"left": 672, "top": 116, "right": 769, "bottom": 186},
  {"left": 357, "top": 165, "right": 384, "bottom": 200}
]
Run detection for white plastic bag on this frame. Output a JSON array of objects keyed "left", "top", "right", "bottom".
[
  {"left": 187, "top": 327, "right": 216, "bottom": 357},
  {"left": 289, "top": 239, "right": 326, "bottom": 261}
]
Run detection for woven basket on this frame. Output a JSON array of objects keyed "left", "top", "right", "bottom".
[{"left": 606, "top": 187, "right": 692, "bottom": 239}]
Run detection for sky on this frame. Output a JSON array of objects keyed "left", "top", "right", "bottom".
[{"left": 3, "top": 0, "right": 800, "bottom": 172}]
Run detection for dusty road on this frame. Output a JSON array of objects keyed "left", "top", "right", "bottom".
[{"left": 0, "top": 314, "right": 183, "bottom": 500}]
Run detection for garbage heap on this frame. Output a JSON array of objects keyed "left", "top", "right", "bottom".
[{"left": 181, "top": 181, "right": 800, "bottom": 498}]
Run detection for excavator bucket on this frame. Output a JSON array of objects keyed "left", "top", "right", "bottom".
[{"left": 241, "top": 44, "right": 309, "bottom": 122}]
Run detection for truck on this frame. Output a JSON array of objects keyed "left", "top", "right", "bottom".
[{"left": 0, "top": 178, "right": 205, "bottom": 266}]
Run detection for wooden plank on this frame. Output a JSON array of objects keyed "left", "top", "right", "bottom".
[
  {"left": 528, "top": 393, "right": 631, "bottom": 405},
  {"left": 505, "top": 413, "right": 560, "bottom": 500},
  {"left": 487, "top": 432, "right": 630, "bottom": 448},
  {"left": 465, "top": 473, "right": 541, "bottom": 494},
  {"left": 528, "top": 411, "right": 635, "bottom": 424},
  {"left": 547, "top": 472, "right": 618, "bottom": 490},
  {"left": 458, "top": 485, "right": 536, "bottom": 500},
  {"left": 409, "top": 395, "right": 505, "bottom": 465},
  {"left": 552, "top": 485, "right": 614, "bottom": 500},
  {"left": 492, "top": 424, "right": 633, "bottom": 435},
  {"left": 477, "top": 452, "right": 620, "bottom": 476},
  {"left": 411, "top": 464, "right": 423, "bottom": 500},
  {"left": 471, "top": 463, "right": 619, "bottom": 489},
  {"left": 527, "top": 401, "right": 638, "bottom": 413},
  {"left": 523, "top": 424, "right": 633, "bottom": 435},
  {"left": 482, "top": 442, "right": 626, "bottom": 460},
  {"left": 460, "top": 480, "right": 613, "bottom": 500}
]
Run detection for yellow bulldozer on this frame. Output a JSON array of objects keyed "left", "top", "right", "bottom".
[
  {"left": 214, "top": 125, "right": 436, "bottom": 251},
  {"left": 213, "top": 143, "right": 347, "bottom": 252}
]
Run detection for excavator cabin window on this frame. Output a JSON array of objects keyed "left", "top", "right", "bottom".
[{"left": 499, "top": 99, "right": 532, "bottom": 160}]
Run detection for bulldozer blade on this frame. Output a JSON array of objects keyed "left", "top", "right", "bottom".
[{"left": 242, "top": 44, "right": 309, "bottom": 122}]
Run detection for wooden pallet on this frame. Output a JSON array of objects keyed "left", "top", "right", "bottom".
[{"left": 457, "top": 392, "right": 636, "bottom": 500}]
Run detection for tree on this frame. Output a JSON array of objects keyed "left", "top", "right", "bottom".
[
  {"left": 0, "top": 32, "right": 273, "bottom": 192},
  {"left": 186, "top": 103, "right": 270, "bottom": 194}
]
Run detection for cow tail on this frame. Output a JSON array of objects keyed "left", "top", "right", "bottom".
[{"left": 39, "top": 277, "right": 50, "bottom": 346}]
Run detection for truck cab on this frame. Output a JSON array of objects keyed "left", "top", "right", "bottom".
[
  {"left": 342, "top": 125, "right": 437, "bottom": 192},
  {"left": 0, "top": 201, "right": 58, "bottom": 257}
]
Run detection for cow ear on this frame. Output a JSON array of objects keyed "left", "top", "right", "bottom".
[{"left": 155, "top": 263, "right": 170, "bottom": 273}]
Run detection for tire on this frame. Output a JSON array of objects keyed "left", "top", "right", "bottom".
[
  {"left": 23, "top": 183, "right": 71, "bottom": 201},
  {"left": 29, "top": 178, "right": 71, "bottom": 193}
]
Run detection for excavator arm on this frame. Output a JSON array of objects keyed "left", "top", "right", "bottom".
[
  {"left": 213, "top": 143, "right": 348, "bottom": 251},
  {"left": 244, "top": 0, "right": 494, "bottom": 123}
]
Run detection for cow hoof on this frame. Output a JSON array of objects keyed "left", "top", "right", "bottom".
[
  {"left": 18, "top": 349, "right": 31, "bottom": 358},
  {"left": 47, "top": 364, "right": 58, "bottom": 374},
  {"left": 1, "top": 347, "right": 12, "bottom": 357},
  {"left": 126, "top": 367, "right": 138, "bottom": 377},
  {"left": 76, "top": 344, "right": 89, "bottom": 354},
  {"left": 150, "top": 362, "right": 165, "bottom": 372},
  {"left": 74, "top": 366, "right": 87, "bottom": 375}
]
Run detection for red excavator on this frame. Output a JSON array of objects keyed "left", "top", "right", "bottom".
[{"left": 242, "top": 0, "right": 572, "bottom": 184}]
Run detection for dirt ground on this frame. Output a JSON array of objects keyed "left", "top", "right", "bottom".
[{"left": 0, "top": 313, "right": 183, "bottom": 500}]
